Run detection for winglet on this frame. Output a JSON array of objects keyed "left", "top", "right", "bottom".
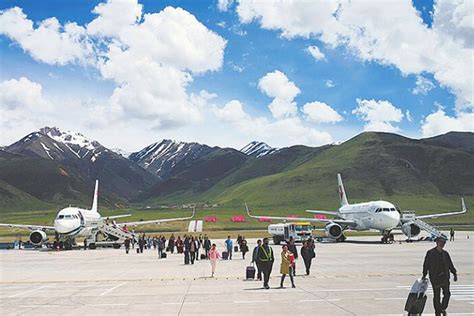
[
  {"left": 245, "top": 203, "right": 253, "bottom": 218},
  {"left": 91, "top": 180, "right": 99, "bottom": 213},
  {"left": 461, "top": 197, "right": 467, "bottom": 213}
]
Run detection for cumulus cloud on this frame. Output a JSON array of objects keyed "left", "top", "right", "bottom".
[
  {"left": 421, "top": 109, "right": 474, "bottom": 137},
  {"left": 236, "top": 0, "right": 473, "bottom": 112},
  {"left": 306, "top": 45, "right": 325, "bottom": 60},
  {"left": 352, "top": 99, "right": 404, "bottom": 133},
  {"left": 217, "top": 0, "right": 234, "bottom": 12},
  {"left": 0, "top": 7, "right": 95, "bottom": 65},
  {"left": 0, "top": 1, "right": 227, "bottom": 131},
  {"left": 325, "top": 80, "right": 335, "bottom": 88},
  {"left": 213, "top": 100, "right": 332, "bottom": 146},
  {"left": 302, "top": 101, "right": 343, "bottom": 124},
  {"left": 413, "top": 75, "right": 436, "bottom": 95},
  {"left": 258, "top": 70, "right": 300, "bottom": 119}
]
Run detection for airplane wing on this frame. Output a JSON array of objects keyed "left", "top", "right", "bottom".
[
  {"left": 305, "top": 210, "right": 339, "bottom": 216},
  {"left": 415, "top": 197, "right": 467, "bottom": 220},
  {"left": 105, "top": 214, "right": 132, "bottom": 220},
  {"left": 0, "top": 223, "right": 55, "bottom": 231},
  {"left": 245, "top": 204, "right": 355, "bottom": 226},
  {"left": 118, "top": 207, "right": 195, "bottom": 226}
]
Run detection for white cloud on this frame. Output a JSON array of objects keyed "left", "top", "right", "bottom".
[
  {"left": 421, "top": 109, "right": 474, "bottom": 137},
  {"left": 406, "top": 110, "right": 413, "bottom": 122},
  {"left": 217, "top": 0, "right": 234, "bottom": 12},
  {"left": 236, "top": 0, "right": 474, "bottom": 111},
  {"left": 86, "top": 0, "right": 143, "bottom": 38},
  {"left": 352, "top": 99, "right": 404, "bottom": 133},
  {"left": 306, "top": 45, "right": 325, "bottom": 60},
  {"left": 213, "top": 100, "right": 333, "bottom": 147},
  {"left": 0, "top": 7, "right": 95, "bottom": 65},
  {"left": 302, "top": 101, "right": 343, "bottom": 124},
  {"left": 412, "top": 75, "right": 435, "bottom": 95},
  {"left": 325, "top": 80, "right": 335, "bottom": 88},
  {"left": 0, "top": 77, "right": 51, "bottom": 111},
  {"left": 258, "top": 70, "right": 300, "bottom": 119}
]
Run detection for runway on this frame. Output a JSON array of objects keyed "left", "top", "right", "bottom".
[{"left": 1, "top": 232, "right": 473, "bottom": 315}]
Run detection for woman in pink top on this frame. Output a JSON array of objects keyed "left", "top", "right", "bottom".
[{"left": 209, "top": 243, "right": 221, "bottom": 277}]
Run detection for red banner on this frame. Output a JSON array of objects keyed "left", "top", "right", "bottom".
[
  {"left": 258, "top": 217, "right": 271, "bottom": 222},
  {"left": 231, "top": 215, "right": 245, "bottom": 222},
  {"left": 205, "top": 216, "right": 217, "bottom": 222},
  {"left": 313, "top": 214, "right": 327, "bottom": 220}
]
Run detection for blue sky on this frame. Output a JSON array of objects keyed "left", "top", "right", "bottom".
[{"left": 0, "top": 0, "right": 472, "bottom": 151}]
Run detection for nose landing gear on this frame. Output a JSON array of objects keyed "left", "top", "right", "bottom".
[{"left": 381, "top": 231, "right": 394, "bottom": 244}]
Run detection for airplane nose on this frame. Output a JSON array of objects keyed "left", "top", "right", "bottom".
[{"left": 54, "top": 220, "right": 76, "bottom": 234}]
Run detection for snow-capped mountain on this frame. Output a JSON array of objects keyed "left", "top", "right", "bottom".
[
  {"left": 5, "top": 127, "right": 157, "bottom": 199},
  {"left": 129, "top": 139, "right": 214, "bottom": 178},
  {"left": 111, "top": 148, "right": 132, "bottom": 158},
  {"left": 240, "top": 141, "right": 277, "bottom": 158}
]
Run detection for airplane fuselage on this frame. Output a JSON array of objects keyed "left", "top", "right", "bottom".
[
  {"left": 54, "top": 207, "right": 101, "bottom": 239},
  {"left": 338, "top": 200, "right": 400, "bottom": 231}
]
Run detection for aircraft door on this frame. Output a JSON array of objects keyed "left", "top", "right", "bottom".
[{"left": 78, "top": 211, "right": 85, "bottom": 226}]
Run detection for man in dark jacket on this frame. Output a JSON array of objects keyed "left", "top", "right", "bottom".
[
  {"left": 422, "top": 236, "right": 457, "bottom": 316},
  {"left": 287, "top": 237, "right": 298, "bottom": 276},
  {"left": 257, "top": 238, "right": 274, "bottom": 289},
  {"left": 203, "top": 235, "right": 211, "bottom": 259},
  {"left": 252, "top": 239, "right": 262, "bottom": 280},
  {"left": 301, "top": 241, "right": 315, "bottom": 275}
]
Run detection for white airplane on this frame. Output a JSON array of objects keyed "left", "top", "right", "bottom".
[
  {"left": 0, "top": 180, "right": 195, "bottom": 248},
  {"left": 247, "top": 173, "right": 467, "bottom": 242}
]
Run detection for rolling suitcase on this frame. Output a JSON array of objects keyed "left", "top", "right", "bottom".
[
  {"left": 246, "top": 265, "right": 256, "bottom": 280},
  {"left": 200, "top": 254, "right": 206, "bottom": 260},
  {"left": 234, "top": 246, "right": 239, "bottom": 252},
  {"left": 222, "top": 251, "right": 228, "bottom": 260},
  {"left": 161, "top": 252, "right": 167, "bottom": 259},
  {"left": 136, "top": 248, "right": 139, "bottom": 254},
  {"left": 404, "top": 279, "right": 428, "bottom": 315}
]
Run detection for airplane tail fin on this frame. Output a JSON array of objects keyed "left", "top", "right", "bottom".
[
  {"left": 337, "top": 173, "right": 349, "bottom": 206},
  {"left": 91, "top": 180, "right": 99, "bottom": 213}
]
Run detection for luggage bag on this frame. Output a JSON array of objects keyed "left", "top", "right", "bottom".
[
  {"left": 222, "top": 251, "right": 228, "bottom": 260},
  {"left": 200, "top": 254, "right": 206, "bottom": 260},
  {"left": 161, "top": 252, "right": 167, "bottom": 259},
  {"left": 234, "top": 246, "right": 238, "bottom": 252},
  {"left": 246, "top": 265, "right": 256, "bottom": 279},
  {"left": 404, "top": 279, "right": 428, "bottom": 315}
]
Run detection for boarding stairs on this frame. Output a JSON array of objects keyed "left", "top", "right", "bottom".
[
  {"left": 413, "top": 218, "right": 447, "bottom": 240},
  {"left": 98, "top": 222, "right": 135, "bottom": 243}
]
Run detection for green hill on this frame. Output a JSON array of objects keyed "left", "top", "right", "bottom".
[{"left": 148, "top": 132, "right": 474, "bottom": 214}]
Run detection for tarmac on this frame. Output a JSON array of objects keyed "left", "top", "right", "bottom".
[{"left": 0, "top": 231, "right": 473, "bottom": 316}]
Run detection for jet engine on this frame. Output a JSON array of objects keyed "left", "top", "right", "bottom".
[
  {"left": 29, "top": 230, "right": 48, "bottom": 246},
  {"left": 401, "top": 222, "right": 421, "bottom": 238},
  {"left": 325, "top": 223, "right": 343, "bottom": 239}
]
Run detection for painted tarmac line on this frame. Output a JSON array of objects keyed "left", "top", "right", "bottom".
[
  {"left": 308, "top": 287, "right": 400, "bottom": 292},
  {"left": 374, "top": 298, "right": 405, "bottom": 300},
  {"left": 298, "top": 299, "right": 341, "bottom": 302},
  {"left": 8, "top": 284, "right": 55, "bottom": 298},
  {"left": 99, "top": 282, "right": 127, "bottom": 296},
  {"left": 86, "top": 303, "right": 129, "bottom": 307},
  {"left": 233, "top": 300, "right": 270, "bottom": 304},
  {"left": 19, "top": 305, "right": 60, "bottom": 308}
]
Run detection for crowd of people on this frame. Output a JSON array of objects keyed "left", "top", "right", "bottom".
[{"left": 122, "top": 232, "right": 317, "bottom": 290}]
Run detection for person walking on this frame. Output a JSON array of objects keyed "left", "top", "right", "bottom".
[
  {"left": 124, "top": 237, "right": 131, "bottom": 254},
  {"left": 138, "top": 235, "right": 145, "bottom": 253},
  {"left": 225, "top": 236, "right": 233, "bottom": 260},
  {"left": 209, "top": 244, "right": 221, "bottom": 277},
  {"left": 190, "top": 236, "right": 197, "bottom": 264},
  {"left": 301, "top": 241, "right": 315, "bottom": 275},
  {"left": 184, "top": 236, "right": 191, "bottom": 264},
  {"left": 422, "top": 236, "right": 457, "bottom": 316},
  {"left": 195, "top": 237, "right": 201, "bottom": 261},
  {"left": 203, "top": 235, "right": 211, "bottom": 259},
  {"left": 240, "top": 238, "right": 249, "bottom": 259},
  {"left": 450, "top": 228, "right": 455, "bottom": 242},
  {"left": 287, "top": 237, "right": 298, "bottom": 276},
  {"left": 169, "top": 234, "right": 175, "bottom": 253},
  {"left": 257, "top": 237, "right": 274, "bottom": 289},
  {"left": 157, "top": 237, "right": 165, "bottom": 258},
  {"left": 280, "top": 245, "right": 295, "bottom": 288},
  {"left": 252, "top": 239, "right": 263, "bottom": 281}
]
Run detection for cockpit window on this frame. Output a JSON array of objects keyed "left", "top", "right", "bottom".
[
  {"left": 383, "top": 208, "right": 390, "bottom": 212},
  {"left": 390, "top": 208, "right": 396, "bottom": 212},
  {"left": 375, "top": 208, "right": 381, "bottom": 213},
  {"left": 58, "top": 215, "right": 64, "bottom": 219}
]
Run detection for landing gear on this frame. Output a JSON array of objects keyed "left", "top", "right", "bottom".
[
  {"left": 113, "top": 244, "right": 121, "bottom": 249},
  {"left": 381, "top": 231, "right": 394, "bottom": 244},
  {"left": 336, "top": 234, "right": 346, "bottom": 242},
  {"left": 88, "top": 243, "right": 96, "bottom": 250}
]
